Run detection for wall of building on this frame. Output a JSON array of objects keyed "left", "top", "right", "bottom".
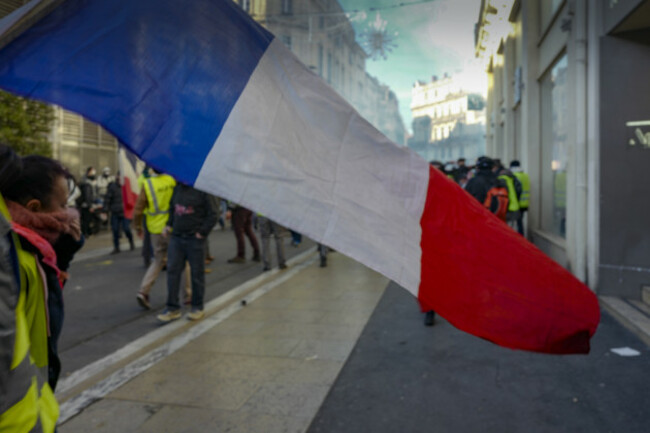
[
  {"left": 476, "top": 0, "right": 650, "bottom": 299},
  {"left": 598, "top": 30, "right": 650, "bottom": 297}
]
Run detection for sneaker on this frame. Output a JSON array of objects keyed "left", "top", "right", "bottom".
[
  {"left": 129, "top": 241, "right": 135, "bottom": 251},
  {"left": 157, "top": 308, "right": 181, "bottom": 323},
  {"left": 424, "top": 310, "right": 435, "bottom": 327},
  {"left": 187, "top": 309, "right": 205, "bottom": 321},
  {"left": 262, "top": 266, "right": 271, "bottom": 272},
  {"left": 251, "top": 253, "right": 261, "bottom": 262},
  {"left": 227, "top": 256, "right": 245, "bottom": 264},
  {"left": 136, "top": 292, "right": 151, "bottom": 310},
  {"left": 110, "top": 248, "right": 120, "bottom": 255},
  {"left": 279, "top": 263, "right": 287, "bottom": 270},
  {"left": 320, "top": 257, "right": 327, "bottom": 268}
]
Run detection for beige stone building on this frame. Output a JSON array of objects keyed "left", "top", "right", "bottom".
[
  {"left": 243, "top": 0, "right": 406, "bottom": 144},
  {"left": 408, "top": 74, "right": 486, "bottom": 162},
  {"left": 476, "top": 0, "right": 650, "bottom": 300}
]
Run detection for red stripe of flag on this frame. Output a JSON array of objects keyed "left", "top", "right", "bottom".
[{"left": 418, "top": 165, "right": 599, "bottom": 354}]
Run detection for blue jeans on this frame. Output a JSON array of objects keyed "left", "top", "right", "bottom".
[
  {"left": 167, "top": 235, "right": 205, "bottom": 310},
  {"left": 110, "top": 213, "right": 133, "bottom": 250}
]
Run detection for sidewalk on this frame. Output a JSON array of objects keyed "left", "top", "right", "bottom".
[{"left": 59, "top": 252, "right": 388, "bottom": 432}]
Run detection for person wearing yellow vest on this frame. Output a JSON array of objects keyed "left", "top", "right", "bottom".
[
  {"left": 133, "top": 169, "right": 190, "bottom": 309},
  {"left": 1, "top": 148, "right": 84, "bottom": 432},
  {"left": 510, "top": 160, "right": 530, "bottom": 236},
  {"left": 498, "top": 167, "right": 521, "bottom": 231}
]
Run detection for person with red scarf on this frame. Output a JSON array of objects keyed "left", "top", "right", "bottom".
[{"left": 2, "top": 154, "right": 84, "bottom": 392}]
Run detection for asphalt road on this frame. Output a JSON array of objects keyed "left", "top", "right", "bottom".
[
  {"left": 58, "top": 228, "right": 313, "bottom": 376},
  {"left": 308, "top": 282, "right": 650, "bottom": 433}
]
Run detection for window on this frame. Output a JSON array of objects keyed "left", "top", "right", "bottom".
[
  {"left": 281, "top": 0, "right": 292, "bottom": 15},
  {"left": 327, "top": 53, "right": 332, "bottom": 83},
  {"left": 318, "top": 44, "right": 323, "bottom": 77},
  {"left": 540, "top": 0, "right": 563, "bottom": 32},
  {"left": 540, "top": 54, "right": 568, "bottom": 238},
  {"left": 280, "top": 34, "right": 292, "bottom": 50},
  {"left": 241, "top": 0, "right": 251, "bottom": 13}
]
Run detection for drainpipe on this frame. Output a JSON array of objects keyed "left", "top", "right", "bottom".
[
  {"left": 573, "top": 0, "right": 588, "bottom": 283},
  {"left": 586, "top": 1, "right": 600, "bottom": 289}
]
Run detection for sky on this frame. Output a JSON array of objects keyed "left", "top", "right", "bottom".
[{"left": 338, "top": 0, "right": 486, "bottom": 134}]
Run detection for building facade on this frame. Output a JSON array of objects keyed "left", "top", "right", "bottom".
[
  {"left": 476, "top": 0, "right": 650, "bottom": 299},
  {"left": 408, "top": 74, "right": 486, "bottom": 162},
  {"left": 243, "top": 0, "right": 407, "bottom": 144}
]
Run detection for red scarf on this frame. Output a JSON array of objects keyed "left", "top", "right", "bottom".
[
  {"left": 7, "top": 202, "right": 79, "bottom": 285},
  {"left": 6, "top": 201, "right": 78, "bottom": 245}
]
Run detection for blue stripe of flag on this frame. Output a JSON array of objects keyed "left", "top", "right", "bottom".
[{"left": 0, "top": 0, "right": 274, "bottom": 184}]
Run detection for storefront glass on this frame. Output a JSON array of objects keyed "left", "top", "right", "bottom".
[{"left": 540, "top": 54, "right": 568, "bottom": 238}]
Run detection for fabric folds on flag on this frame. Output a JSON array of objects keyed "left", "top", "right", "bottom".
[{"left": 0, "top": 0, "right": 599, "bottom": 354}]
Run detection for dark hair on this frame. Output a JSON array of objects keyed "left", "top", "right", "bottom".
[
  {"left": 510, "top": 160, "right": 521, "bottom": 168},
  {"left": 3, "top": 155, "right": 71, "bottom": 208},
  {"left": 0, "top": 145, "right": 23, "bottom": 191},
  {"left": 86, "top": 166, "right": 95, "bottom": 175}
]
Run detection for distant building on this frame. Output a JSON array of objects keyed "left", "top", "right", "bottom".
[
  {"left": 245, "top": 0, "right": 406, "bottom": 144},
  {"left": 408, "top": 74, "right": 485, "bottom": 162}
]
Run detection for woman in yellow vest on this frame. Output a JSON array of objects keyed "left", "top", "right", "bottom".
[{"left": 0, "top": 149, "right": 82, "bottom": 431}]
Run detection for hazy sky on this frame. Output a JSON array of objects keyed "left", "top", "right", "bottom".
[{"left": 338, "top": 0, "right": 485, "bottom": 134}]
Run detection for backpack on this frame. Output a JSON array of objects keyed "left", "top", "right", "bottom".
[{"left": 483, "top": 180, "right": 509, "bottom": 221}]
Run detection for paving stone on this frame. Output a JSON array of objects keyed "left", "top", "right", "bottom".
[
  {"left": 60, "top": 398, "right": 162, "bottom": 433},
  {"left": 241, "top": 382, "right": 331, "bottom": 418}
]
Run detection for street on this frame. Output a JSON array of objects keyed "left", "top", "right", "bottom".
[{"left": 56, "top": 231, "right": 650, "bottom": 432}]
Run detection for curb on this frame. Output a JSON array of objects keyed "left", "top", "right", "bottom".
[{"left": 600, "top": 296, "right": 650, "bottom": 347}]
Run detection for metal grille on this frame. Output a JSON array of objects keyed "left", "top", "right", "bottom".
[{"left": 0, "top": 0, "right": 29, "bottom": 19}]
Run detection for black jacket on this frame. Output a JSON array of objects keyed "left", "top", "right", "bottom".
[
  {"left": 465, "top": 169, "right": 499, "bottom": 205},
  {"left": 104, "top": 181, "right": 124, "bottom": 216},
  {"left": 167, "top": 184, "right": 218, "bottom": 238}
]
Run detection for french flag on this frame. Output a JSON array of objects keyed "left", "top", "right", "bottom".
[
  {"left": 0, "top": 0, "right": 599, "bottom": 353},
  {"left": 118, "top": 146, "right": 140, "bottom": 220}
]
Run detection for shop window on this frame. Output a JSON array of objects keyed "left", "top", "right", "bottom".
[
  {"left": 280, "top": 35, "right": 292, "bottom": 50},
  {"left": 241, "top": 0, "right": 251, "bottom": 13},
  {"left": 281, "top": 0, "right": 292, "bottom": 15},
  {"left": 540, "top": 54, "right": 568, "bottom": 238}
]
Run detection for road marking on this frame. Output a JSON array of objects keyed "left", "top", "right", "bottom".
[
  {"left": 58, "top": 251, "right": 317, "bottom": 424},
  {"left": 56, "top": 247, "right": 316, "bottom": 396},
  {"left": 626, "top": 120, "right": 650, "bottom": 127}
]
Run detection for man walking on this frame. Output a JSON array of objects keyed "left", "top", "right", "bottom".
[
  {"left": 134, "top": 169, "right": 190, "bottom": 309},
  {"left": 227, "top": 204, "right": 260, "bottom": 264},
  {"left": 104, "top": 171, "right": 135, "bottom": 254},
  {"left": 258, "top": 214, "right": 287, "bottom": 271},
  {"left": 158, "top": 183, "right": 218, "bottom": 322}
]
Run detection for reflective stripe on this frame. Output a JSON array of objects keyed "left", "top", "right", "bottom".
[
  {"left": 0, "top": 353, "right": 35, "bottom": 413},
  {"left": 145, "top": 178, "right": 166, "bottom": 216}
]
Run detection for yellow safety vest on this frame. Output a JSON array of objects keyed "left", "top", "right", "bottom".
[
  {"left": 499, "top": 175, "right": 520, "bottom": 213},
  {"left": 0, "top": 195, "right": 59, "bottom": 433},
  {"left": 143, "top": 175, "right": 176, "bottom": 234},
  {"left": 513, "top": 171, "right": 530, "bottom": 209}
]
